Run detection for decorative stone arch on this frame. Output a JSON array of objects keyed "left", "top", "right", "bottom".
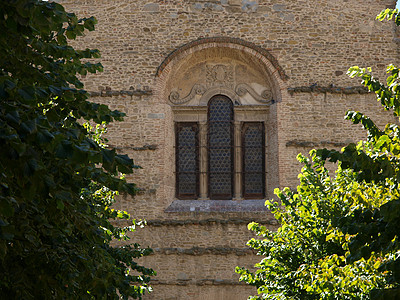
[
  {"left": 199, "top": 87, "right": 238, "bottom": 106},
  {"left": 155, "top": 37, "right": 288, "bottom": 81},
  {"left": 155, "top": 37, "right": 287, "bottom": 212},
  {"left": 154, "top": 37, "right": 288, "bottom": 105}
]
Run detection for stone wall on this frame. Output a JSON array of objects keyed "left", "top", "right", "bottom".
[{"left": 60, "top": 0, "right": 399, "bottom": 299}]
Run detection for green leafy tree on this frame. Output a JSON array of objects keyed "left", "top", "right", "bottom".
[
  {"left": 237, "top": 7, "right": 400, "bottom": 300},
  {"left": 0, "top": 1, "right": 154, "bottom": 298},
  {"left": 236, "top": 154, "right": 388, "bottom": 299},
  {"left": 316, "top": 8, "right": 400, "bottom": 299}
]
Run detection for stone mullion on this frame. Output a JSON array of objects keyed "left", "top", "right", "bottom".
[
  {"left": 233, "top": 121, "right": 242, "bottom": 200},
  {"left": 199, "top": 121, "right": 208, "bottom": 200}
]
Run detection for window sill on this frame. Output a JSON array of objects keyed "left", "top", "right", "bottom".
[{"left": 165, "top": 199, "right": 268, "bottom": 213}]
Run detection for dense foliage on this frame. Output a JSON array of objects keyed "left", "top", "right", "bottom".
[
  {"left": 236, "top": 154, "right": 388, "bottom": 299},
  {"left": 237, "top": 7, "right": 400, "bottom": 300},
  {"left": 0, "top": 1, "right": 154, "bottom": 298}
]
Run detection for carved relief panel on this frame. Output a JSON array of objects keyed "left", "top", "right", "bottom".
[
  {"left": 206, "top": 64, "right": 234, "bottom": 89},
  {"left": 168, "top": 61, "right": 274, "bottom": 106}
]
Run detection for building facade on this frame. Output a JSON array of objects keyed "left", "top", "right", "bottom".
[{"left": 60, "top": 0, "right": 399, "bottom": 299}]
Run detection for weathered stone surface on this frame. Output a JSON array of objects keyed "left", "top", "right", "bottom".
[
  {"left": 59, "top": 0, "right": 399, "bottom": 299},
  {"left": 142, "top": 3, "right": 159, "bottom": 12},
  {"left": 147, "top": 113, "right": 165, "bottom": 119},
  {"left": 272, "top": 3, "right": 286, "bottom": 11},
  {"left": 242, "top": 0, "right": 258, "bottom": 12}
]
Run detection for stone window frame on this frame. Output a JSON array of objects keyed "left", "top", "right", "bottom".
[
  {"left": 173, "top": 93, "right": 270, "bottom": 202},
  {"left": 155, "top": 37, "right": 287, "bottom": 212}
]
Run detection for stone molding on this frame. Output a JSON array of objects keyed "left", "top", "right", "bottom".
[
  {"left": 152, "top": 247, "right": 255, "bottom": 256},
  {"left": 165, "top": 199, "right": 272, "bottom": 213},
  {"left": 155, "top": 37, "right": 289, "bottom": 81},
  {"left": 150, "top": 279, "right": 246, "bottom": 286},
  {"left": 154, "top": 36, "right": 289, "bottom": 108},
  {"left": 146, "top": 217, "right": 278, "bottom": 226},
  {"left": 108, "top": 144, "right": 158, "bottom": 151},
  {"left": 88, "top": 88, "right": 152, "bottom": 97},
  {"left": 198, "top": 86, "right": 240, "bottom": 106},
  {"left": 235, "top": 83, "right": 274, "bottom": 104},
  {"left": 169, "top": 84, "right": 206, "bottom": 104},
  {"left": 288, "top": 85, "right": 369, "bottom": 95},
  {"left": 286, "top": 140, "right": 348, "bottom": 148},
  {"left": 169, "top": 83, "right": 275, "bottom": 105}
]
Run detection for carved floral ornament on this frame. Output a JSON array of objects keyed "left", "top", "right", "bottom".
[{"left": 168, "top": 83, "right": 275, "bottom": 106}]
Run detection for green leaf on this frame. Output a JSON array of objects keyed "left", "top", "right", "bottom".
[
  {"left": 0, "top": 1, "right": 153, "bottom": 298},
  {"left": 0, "top": 224, "right": 15, "bottom": 240},
  {"left": 0, "top": 198, "right": 14, "bottom": 217},
  {"left": 18, "top": 86, "right": 36, "bottom": 102},
  {"left": 66, "top": 29, "right": 76, "bottom": 40},
  {"left": 20, "top": 120, "right": 37, "bottom": 134},
  {"left": 5, "top": 111, "right": 20, "bottom": 125},
  {"left": 56, "top": 199, "right": 64, "bottom": 210}
]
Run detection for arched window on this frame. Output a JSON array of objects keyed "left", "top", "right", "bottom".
[
  {"left": 208, "top": 95, "right": 234, "bottom": 199},
  {"left": 162, "top": 38, "right": 283, "bottom": 205},
  {"left": 175, "top": 95, "right": 266, "bottom": 200}
]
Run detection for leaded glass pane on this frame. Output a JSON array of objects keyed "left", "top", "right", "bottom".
[
  {"left": 243, "top": 123, "right": 265, "bottom": 198},
  {"left": 208, "top": 95, "right": 233, "bottom": 199},
  {"left": 176, "top": 123, "right": 199, "bottom": 199}
]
